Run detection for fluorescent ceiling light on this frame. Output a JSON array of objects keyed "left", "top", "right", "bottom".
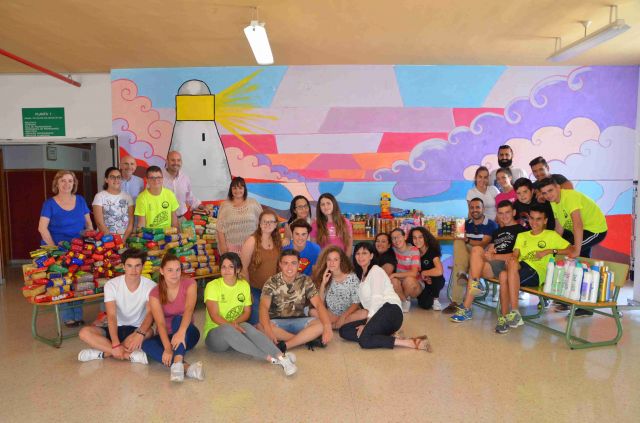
[
  {"left": 244, "top": 20, "right": 273, "bottom": 65},
  {"left": 547, "top": 8, "right": 630, "bottom": 62}
]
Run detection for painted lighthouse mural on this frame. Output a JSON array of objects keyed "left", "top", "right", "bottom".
[{"left": 169, "top": 79, "right": 232, "bottom": 200}]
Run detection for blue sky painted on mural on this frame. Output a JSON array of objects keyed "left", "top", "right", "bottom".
[{"left": 112, "top": 66, "right": 287, "bottom": 108}]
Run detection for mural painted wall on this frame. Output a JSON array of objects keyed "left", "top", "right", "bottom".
[{"left": 112, "top": 65, "right": 639, "bottom": 266}]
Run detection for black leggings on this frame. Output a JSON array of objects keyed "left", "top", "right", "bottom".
[
  {"left": 339, "top": 303, "right": 403, "bottom": 349},
  {"left": 417, "top": 276, "right": 445, "bottom": 309}
]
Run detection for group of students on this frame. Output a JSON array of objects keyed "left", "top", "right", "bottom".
[
  {"left": 42, "top": 144, "right": 610, "bottom": 378},
  {"left": 451, "top": 145, "right": 608, "bottom": 332},
  {"left": 77, "top": 241, "right": 434, "bottom": 381}
]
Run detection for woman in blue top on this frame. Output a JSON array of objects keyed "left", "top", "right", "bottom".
[{"left": 38, "top": 170, "right": 93, "bottom": 327}]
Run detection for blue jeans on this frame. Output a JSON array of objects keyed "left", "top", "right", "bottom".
[
  {"left": 60, "top": 301, "right": 84, "bottom": 322},
  {"left": 248, "top": 287, "right": 262, "bottom": 325},
  {"left": 272, "top": 317, "right": 316, "bottom": 334},
  {"left": 142, "top": 315, "right": 200, "bottom": 364}
]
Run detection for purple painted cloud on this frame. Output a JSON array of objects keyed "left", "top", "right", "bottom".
[{"left": 374, "top": 66, "right": 639, "bottom": 200}]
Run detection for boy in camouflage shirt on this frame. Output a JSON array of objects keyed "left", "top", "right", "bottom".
[{"left": 258, "top": 249, "right": 333, "bottom": 350}]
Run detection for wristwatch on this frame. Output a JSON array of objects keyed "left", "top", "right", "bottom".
[{"left": 552, "top": 249, "right": 558, "bottom": 256}]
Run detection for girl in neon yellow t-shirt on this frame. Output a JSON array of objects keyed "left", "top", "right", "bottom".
[{"left": 203, "top": 252, "right": 298, "bottom": 376}]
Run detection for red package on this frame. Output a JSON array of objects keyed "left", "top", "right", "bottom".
[
  {"left": 103, "top": 241, "right": 115, "bottom": 249},
  {"left": 71, "top": 238, "right": 84, "bottom": 246},
  {"left": 113, "top": 234, "right": 122, "bottom": 244},
  {"left": 68, "top": 264, "right": 79, "bottom": 274},
  {"left": 70, "top": 244, "right": 83, "bottom": 253},
  {"left": 92, "top": 254, "right": 104, "bottom": 261}
]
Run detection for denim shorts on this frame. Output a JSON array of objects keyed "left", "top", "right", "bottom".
[{"left": 271, "top": 317, "right": 316, "bottom": 334}]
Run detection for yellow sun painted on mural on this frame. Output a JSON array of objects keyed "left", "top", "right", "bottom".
[{"left": 215, "top": 70, "right": 278, "bottom": 151}]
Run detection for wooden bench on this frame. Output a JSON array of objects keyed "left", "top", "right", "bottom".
[
  {"left": 468, "top": 255, "right": 629, "bottom": 349},
  {"left": 28, "top": 272, "right": 220, "bottom": 348}
]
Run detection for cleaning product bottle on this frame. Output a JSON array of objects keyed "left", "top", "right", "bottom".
[
  {"left": 562, "top": 259, "right": 575, "bottom": 298},
  {"left": 589, "top": 263, "right": 600, "bottom": 303},
  {"left": 598, "top": 265, "right": 609, "bottom": 302},
  {"left": 580, "top": 264, "right": 592, "bottom": 302},
  {"left": 552, "top": 261, "right": 565, "bottom": 296},
  {"left": 543, "top": 257, "right": 555, "bottom": 294},
  {"left": 607, "top": 270, "right": 615, "bottom": 302},
  {"left": 569, "top": 263, "right": 583, "bottom": 301}
]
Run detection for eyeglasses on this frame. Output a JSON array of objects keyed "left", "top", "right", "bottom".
[
  {"left": 261, "top": 220, "right": 277, "bottom": 225},
  {"left": 108, "top": 175, "right": 122, "bottom": 180},
  {"left": 148, "top": 176, "right": 163, "bottom": 180},
  {"left": 295, "top": 204, "right": 309, "bottom": 210}
]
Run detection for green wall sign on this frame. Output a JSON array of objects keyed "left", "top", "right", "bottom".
[{"left": 22, "top": 107, "right": 66, "bottom": 137}]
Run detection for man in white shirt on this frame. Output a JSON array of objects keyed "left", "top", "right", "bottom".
[
  {"left": 78, "top": 248, "right": 156, "bottom": 363},
  {"left": 120, "top": 155, "right": 145, "bottom": 203},
  {"left": 489, "top": 145, "right": 528, "bottom": 190},
  {"left": 163, "top": 151, "right": 203, "bottom": 219}
]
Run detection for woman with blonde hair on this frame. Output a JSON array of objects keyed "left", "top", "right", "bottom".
[
  {"left": 240, "top": 210, "right": 283, "bottom": 324},
  {"left": 38, "top": 170, "right": 93, "bottom": 327},
  {"left": 311, "top": 246, "right": 366, "bottom": 329}
]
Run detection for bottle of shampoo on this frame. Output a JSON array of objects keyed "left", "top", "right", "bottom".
[
  {"left": 589, "top": 264, "right": 600, "bottom": 303},
  {"left": 569, "top": 263, "right": 583, "bottom": 301},
  {"left": 543, "top": 257, "right": 555, "bottom": 294}
]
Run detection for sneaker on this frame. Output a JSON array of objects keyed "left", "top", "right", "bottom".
[
  {"left": 401, "top": 298, "right": 411, "bottom": 313},
  {"left": 78, "top": 349, "right": 103, "bottom": 362},
  {"left": 432, "top": 299, "right": 442, "bottom": 311},
  {"left": 170, "top": 362, "right": 185, "bottom": 382},
  {"left": 518, "top": 291, "right": 526, "bottom": 300},
  {"left": 468, "top": 279, "right": 485, "bottom": 297},
  {"left": 574, "top": 308, "right": 594, "bottom": 317},
  {"left": 495, "top": 316, "right": 510, "bottom": 334},
  {"left": 285, "top": 352, "right": 297, "bottom": 363},
  {"left": 554, "top": 303, "right": 570, "bottom": 312},
  {"left": 506, "top": 311, "right": 524, "bottom": 328},
  {"left": 450, "top": 307, "right": 472, "bottom": 322},
  {"left": 186, "top": 361, "right": 204, "bottom": 380},
  {"left": 128, "top": 350, "right": 148, "bottom": 364},
  {"left": 278, "top": 355, "right": 298, "bottom": 376}
]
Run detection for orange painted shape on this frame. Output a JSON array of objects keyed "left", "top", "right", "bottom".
[
  {"left": 327, "top": 169, "right": 367, "bottom": 180},
  {"left": 353, "top": 152, "right": 408, "bottom": 169},
  {"left": 265, "top": 154, "right": 320, "bottom": 169}
]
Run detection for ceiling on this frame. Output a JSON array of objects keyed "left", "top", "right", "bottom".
[{"left": 1, "top": 0, "right": 639, "bottom": 73}]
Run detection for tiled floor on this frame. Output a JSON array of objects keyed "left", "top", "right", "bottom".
[{"left": 1, "top": 265, "right": 639, "bottom": 422}]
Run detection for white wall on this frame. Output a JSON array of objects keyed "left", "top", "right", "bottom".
[{"left": 0, "top": 73, "right": 111, "bottom": 140}]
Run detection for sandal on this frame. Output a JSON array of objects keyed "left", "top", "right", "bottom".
[
  {"left": 412, "top": 335, "right": 433, "bottom": 353},
  {"left": 64, "top": 320, "right": 78, "bottom": 328}
]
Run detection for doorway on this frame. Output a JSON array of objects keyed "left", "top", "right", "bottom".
[{"left": 0, "top": 137, "right": 118, "bottom": 262}]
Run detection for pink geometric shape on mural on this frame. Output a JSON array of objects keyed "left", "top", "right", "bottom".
[
  {"left": 319, "top": 107, "right": 455, "bottom": 133},
  {"left": 453, "top": 108, "right": 504, "bottom": 128},
  {"left": 306, "top": 154, "right": 361, "bottom": 170},
  {"left": 275, "top": 133, "right": 382, "bottom": 154},
  {"left": 216, "top": 108, "right": 330, "bottom": 136},
  {"left": 221, "top": 134, "right": 278, "bottom": 155},
  {"left": 271, "top": 65, "right": 403, "bottom": 108},
  {"left": 377, "top": 133, "right": 449, "bottom": 153}
]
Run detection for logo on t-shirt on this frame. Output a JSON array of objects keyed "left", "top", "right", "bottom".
[
  {"left": 237, "top": 293, "right": 245, "bottom": 303},
  {"left": 162, "top": 201, "right": 169, "bottom": 209},
  {"left": 537, "top": 240, "right": 547, "bottom": 249},
  {"left": 298, "top": 258, "right": 310, "bottom": 273}
]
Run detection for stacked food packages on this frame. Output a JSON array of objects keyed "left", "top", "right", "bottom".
[
  {"left": 348, "top": 211, "right": 465, "bottom": 239},
  {"left": 22, "top": 231, "right": 125, "bottom": 303},
  {"left": 126, "top": 209, "right": 218, "bottom": 280}
]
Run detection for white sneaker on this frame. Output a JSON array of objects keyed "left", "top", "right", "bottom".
[
  {"left": 285, "top": 352, "right": 296, "bottom": 363},
  {"left": 401, "top": 298, "right": 411, "bottom": 313},
  {"left": 78, "top": 349, "right": 103, "bottom": 362},
  {"left": 128, "top": 350, "right": 148, "bottom": 364},
  {"left": 170, "top": 362, "right": 185, "bottom": 382},
  {"left": 432, "top": 299, "right": 442, "bottom": 311},
  {"left": 278, "top": 355, "right": 298, "bottom": 376},
  {"left": 186, "top": 361, "right": 204, "bottom": 381}
]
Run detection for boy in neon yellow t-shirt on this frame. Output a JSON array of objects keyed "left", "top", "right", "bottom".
[
  {"left": 203, "top": 252, "right": 298, "bottom": 376},
  {"left": 134, "top": 166, "right": 179, "bottom": 229},
  {"left": 495, "top": 205, "right": 571, "bottom": 334},
  {"left": 538, "top": 177, "right": 607, "bottom": 259}
]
